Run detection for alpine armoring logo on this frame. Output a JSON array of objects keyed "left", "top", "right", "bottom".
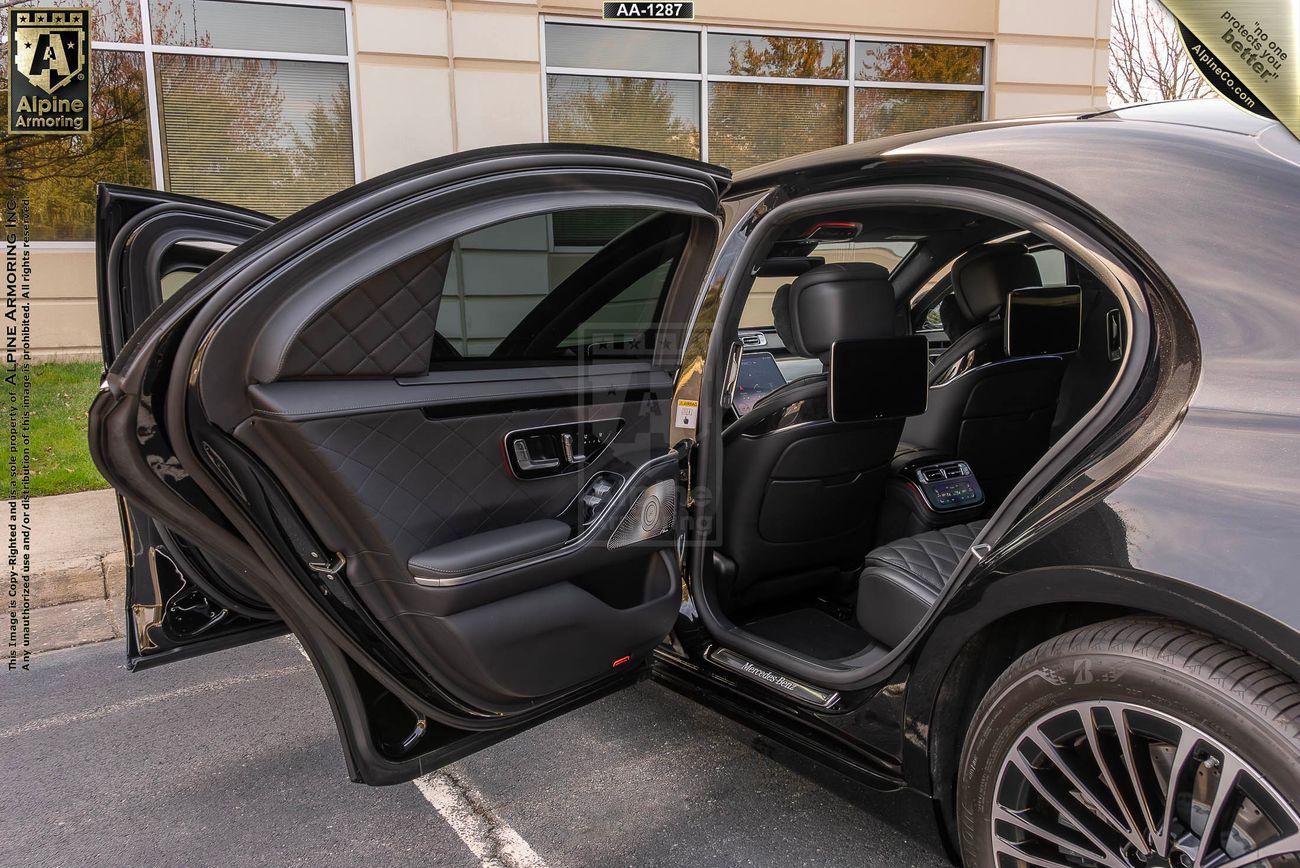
[{"left": 7, "top": 8, "right": 91, "bottom": 135}]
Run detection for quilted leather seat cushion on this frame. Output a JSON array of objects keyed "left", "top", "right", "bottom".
[{"left": 856, "top": 520, "right": 986, "bottom": 647}]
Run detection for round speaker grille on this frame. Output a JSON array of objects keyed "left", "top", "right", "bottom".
[{"left": 641, "top": 497, "right": 661, "bottom": 531}]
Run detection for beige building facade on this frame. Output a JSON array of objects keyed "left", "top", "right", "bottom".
[{"left": 17, "top": 0, "right": 1111, "bottom": 360}]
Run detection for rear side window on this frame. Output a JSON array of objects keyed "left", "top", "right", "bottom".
[
  {"left": 432, "top": 207, "right": 691, "bottom": 363},
  {"left": 1030, "top": 247, "right": 1068, "bottom": 285}
]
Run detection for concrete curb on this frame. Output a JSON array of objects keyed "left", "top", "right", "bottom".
[
  {"left": 28, "top": 488, "right": 128, "bottom": 655},
  {"left": 31, "top": 488, "right": 124, "bottom": 607},
  {"left": 31, "top": 595, "right": 127, "bottom": 655}
]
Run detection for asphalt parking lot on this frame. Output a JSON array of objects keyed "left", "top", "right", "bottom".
[{"left": 2, "top": 636, "right": 952, "bottom": 868}]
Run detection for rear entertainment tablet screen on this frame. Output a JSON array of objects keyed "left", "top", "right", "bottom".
[
  {"left": 829, "top": 336, "right": 928, "bottom": 422},
  {"left": 1004, "top": 285, "right": 1082, "bottom": 356}
]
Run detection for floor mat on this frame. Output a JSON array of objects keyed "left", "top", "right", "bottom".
[{"left": 743, "top": 608, "right": 873, "bottom": 661}]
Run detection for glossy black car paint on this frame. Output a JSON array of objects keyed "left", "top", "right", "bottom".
[
  {"left": 90, "top": 104, "right": 1300, "bottom": 850},
  {"left": 649, "top": 102, "right": 1300, "bottom": 851}
]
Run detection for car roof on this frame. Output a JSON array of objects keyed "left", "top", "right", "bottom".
[
  {"left": 1084, "top": 98, "right": 1277, "bottom": 136},
  {"left": 729, "top": 99, "right": 1286, "bottom": 191}
]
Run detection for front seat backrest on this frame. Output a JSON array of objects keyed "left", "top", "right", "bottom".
[{"left": 720, "top": 263, "right": 920, "bottom": 606}]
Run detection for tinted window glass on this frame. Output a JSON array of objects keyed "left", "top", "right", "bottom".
[
  {"left": 854, "top": 87, "right": 981, "bottom": 140},
  {"left": 433, "top": 208, "right": 689, "bottom": 361},
  {"left": 150, "top": 0, "right": 348, "bottom": 54},
  {"left": 856, "top": 41, "right": 983, "bottom": 84},
  {"left": 707, "top": 33, "right": 846, "bottom": 79},
  {"left": 547, "top": 75, "right": 701, "bottom": 160},
  {"left": 1031, "top": 247, "right": 1068, "bottom": 285},
  {"left": 545, "top": 23, "right": 699, "bottom": 73},
  {"left": 708, "top": 82, "right": 846, "bottom": 170},
  {"left": 155, "top": 55, "right": 355, "bottom": 216}
]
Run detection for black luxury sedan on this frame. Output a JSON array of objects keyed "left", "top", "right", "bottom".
[{"left": 90, "top": 99, "right": 1300, "bottom": 867}]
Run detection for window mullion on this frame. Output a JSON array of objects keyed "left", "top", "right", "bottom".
[
  {"left": 138, "top": 0, "right": 167, "bottom": 190},
  {"left": 700, "top": 25, "right": 709, "bottom": 163}
]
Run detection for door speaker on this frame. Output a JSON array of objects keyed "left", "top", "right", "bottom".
[{"left": 608, "top": 479, "right": 676, "bottom": 549}]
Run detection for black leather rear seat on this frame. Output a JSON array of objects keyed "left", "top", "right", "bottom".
[{"left": 855, "top": 520, "right": 986, "bottom": 647}]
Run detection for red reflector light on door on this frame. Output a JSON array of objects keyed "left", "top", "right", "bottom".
[{"left": 612, "top": 655, "right": 631, "bottom": 668}]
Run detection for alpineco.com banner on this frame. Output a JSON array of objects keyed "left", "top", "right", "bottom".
[{"left": 1162, "top": 0, "right": 1296, "bottom": 135}]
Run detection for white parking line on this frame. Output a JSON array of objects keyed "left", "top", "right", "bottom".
[
  {"left": 0, "top": 664, "right": 309, "bottom": 740},
  {"left": 415, "top": 769, "right": 548, "bottom": 868}
]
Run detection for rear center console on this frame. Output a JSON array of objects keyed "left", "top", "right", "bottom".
[
  {"left": 876, "top": 454, "right": 987, "bottom": 542},
  {"left": 913, "top": 459, "right": 984, "bottom": 512}
]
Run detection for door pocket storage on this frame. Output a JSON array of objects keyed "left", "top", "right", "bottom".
[{"left": 403, "top": 552, "right": 678, "bottom": 708}]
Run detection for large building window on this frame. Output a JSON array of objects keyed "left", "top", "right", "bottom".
[
  {"left": 545, "top": 23, "right": 701, "bottom": 159},
  {"left": 707, "top": 34, "right": 848, "bottom": 169},
  {"left": 543, "top": 21, "right": 986, "bottom": 171},
  {"left": 854, "top": 40, "right": 984, "bottom": 140},
  {"left": 1, "top": 2, "right": 151, "bottom": 241},
  {"left": 0, "top": 0, "right": 356, "bottom": 240}
]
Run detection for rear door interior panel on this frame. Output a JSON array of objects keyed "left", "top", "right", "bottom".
[{"left": 176, "top": 165, "right": 720, "bottom": 715}]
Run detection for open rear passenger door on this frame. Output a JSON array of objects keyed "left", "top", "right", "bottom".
[
  {"left": 90, "top": 146, "right": 729, "bottom": 783},
  {"left": 96, "top": 186, "right": 285, "bottom": 666}
]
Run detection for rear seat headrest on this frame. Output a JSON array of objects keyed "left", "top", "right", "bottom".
[
  {"left": 771, "top": 262, "right": 898, "bottom": 362},
  {"left": 950, "top": 242, "right": 1042, "bottom": 323}
]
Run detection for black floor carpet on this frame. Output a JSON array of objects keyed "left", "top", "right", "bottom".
[{"left": 743, "top": 607, "right": 873, "bottom": 661}]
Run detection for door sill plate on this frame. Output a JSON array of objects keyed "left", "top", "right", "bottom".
[{"left": 706, "top": 647, "right": 840, "bottom": 709}]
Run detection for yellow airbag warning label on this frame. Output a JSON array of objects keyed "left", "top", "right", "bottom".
[{"left": 675, "top": 399, "right": 698, "bottom": 429}]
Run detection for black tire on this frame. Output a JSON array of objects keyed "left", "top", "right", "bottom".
[{"left": 956, "top": 616, "right": 1300, "bottom": 867}]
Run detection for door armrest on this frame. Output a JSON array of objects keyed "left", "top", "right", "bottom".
[{"left": 408, "top": 519, "right": 571, "bottom": 579}]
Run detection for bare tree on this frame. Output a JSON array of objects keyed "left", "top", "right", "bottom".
[{"left": 1109, "top": 0, "right": 1214, "bottom": 104}]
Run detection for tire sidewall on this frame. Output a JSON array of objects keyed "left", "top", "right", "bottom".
[{"left": 957, "top": 648, "right": 1300, "bottom": 867}]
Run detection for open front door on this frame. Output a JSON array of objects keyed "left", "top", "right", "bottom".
[
  {"left": 96, "top": 186, "right": 283, "bottom": 667},
  {"left": 89, "top": 146, "right": 728, "bottom": 783}
]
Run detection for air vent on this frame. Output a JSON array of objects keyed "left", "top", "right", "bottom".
[
  {"left": 738, "top": 332, "right": 767, "bottom": 348},
  {"left": 917, "top": 461, "right": 971, "bottom": 483}
]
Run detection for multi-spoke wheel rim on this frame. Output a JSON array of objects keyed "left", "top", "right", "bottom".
[{"left": 991, "top": 700, "right": 1300, "bottom": 868}]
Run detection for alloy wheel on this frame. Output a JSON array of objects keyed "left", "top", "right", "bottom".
[{"left": 990, "top": 700, "right": 1300, "bottom": 868}]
